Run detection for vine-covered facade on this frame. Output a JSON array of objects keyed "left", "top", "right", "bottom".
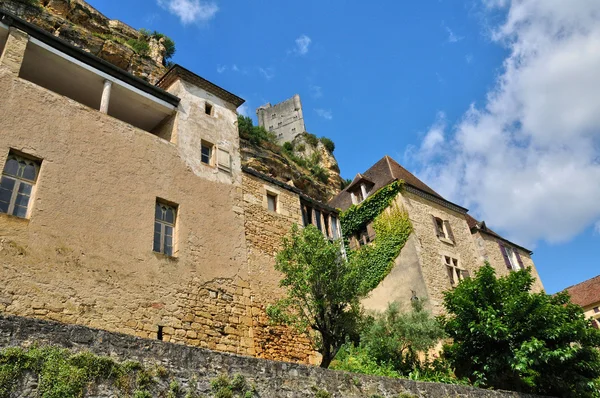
[{"left": 331, "top": 156, "right": 544, "bottom": 314}]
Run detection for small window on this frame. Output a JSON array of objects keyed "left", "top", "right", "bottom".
[
  {"left": 0, "top": 151, "right": 41, "bottom": 219},
  {"left": 292, "top": 128, "right": 296, "bottom": 132},
  {"left": 323, "top": 214, "right": 330, "bottom": 237},
  {"left": 269, "top": 125, "right": 273, "bottom": 129},
  {"left": 302, "top": 204, "right": 313, "bottom": 226},
  {"left": 201, "top": 141, "right": 214, "bottom": 165},
  {"left": 154, "top": 201, "right": 177, "bottom": 256},
  {"left": 315, "top": 209, "right": 322, "bottom": 231},
  {"left": 331, "top": 216, "right": 339, "bottom": 239},
  {"left": 271, "top": 113, "right": 276, "bottom": 118},
  {"left": 504, "top": 246, "right": 521, "bottom": 270},
  {"left": 205, "top": 102, "right": 213, "bottom": 116},
  {"left": 157, "top": 325, "right": 163, "bottom": 341},
  {"left": 432, "top": 216, "right": 455, "bottom": 243},
  {"left": 355, "top": 225, "right": 372, "bottom": 247},
  {"left": 444, "top": 256, "right": 468, "bottom": 287},
  {"left": 267, "top": 192, "right": 277, "bottom": 212},
  {"left": 278, "top": 121, "right": 283, "bottom": 126},
  {"left": 594, "top": 307, "right": 599, "bottom": 314}
]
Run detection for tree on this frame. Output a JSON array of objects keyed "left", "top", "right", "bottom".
[
  {"left": 442, "top": 264, "right": 600, "bottom": 397},
  {"left": 266, "top": 225, "right": 365, "bottom": 368},
  {"left": 361, "top": 300, "right": 446, "bottom": 374}
]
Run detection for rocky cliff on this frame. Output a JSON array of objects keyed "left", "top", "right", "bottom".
[
  {"left": 0, "top": 0, "right": 169, "bottom": 83},
  {"left": 1, "top": 0, "right": 343, "bottom": 202}
]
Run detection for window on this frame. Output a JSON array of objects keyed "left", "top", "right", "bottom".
[
  {"left": 331, "top": 216, "right": 339, "bottom": 239},
  {"left": 432, "top": 216, "right": 455, "bottom": 243},
  {"left": 323, "top": 214, "right": 330, "bottom": 237},
  {"left": 0, "top": 152, "right": 41, "bottom": 218},
  {"left": 500, "top": 244, "right": 523, "bottom": 271},
  {"left": 594, "top": 307, "right": 599, "bottom": 314},
  {"left": 315, "top": 209, "right": 322, "bottom": 231},
  {"left": 271, "top": 113, "right": 276, "bottom": 118},
  {"left": 205, "top": 102, "right": 213, "bottom": 116},
  {"left": 278, "top": 121, "right": 283, "bottom": 126},
  {"left": 201, "top": 141, "right": 213, "bottom": 165},
  {"left": 302, "top": 204, "right": 313, "bottom": 226},
  {"left": 355, "top": 225, "right": 372, "bottom": 247},
  {"left": 444, "top": 256, "right": 469, "bottom": 287},
  {"left": 154, "top": 201, "right": 176, "bottom": 256},
  {"left": 292, "top": 127, "right": 296, "bottom": 132},
  {"left": 267, "top": 192, "right": 277, "bottom": 212}
]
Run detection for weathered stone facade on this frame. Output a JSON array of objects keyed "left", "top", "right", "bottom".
[{"left": 257, "top": 94, "right": 305, "bottom": 144}]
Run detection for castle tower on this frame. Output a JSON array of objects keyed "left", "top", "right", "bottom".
[{"left": 256, "top": 94, "right": 305, "bottom": 143}]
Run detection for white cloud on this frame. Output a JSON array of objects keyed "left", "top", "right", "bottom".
[
  {"left": 157, "top": 0, "right": 218, "bottom": 25},
  {"left": 408, "top": 0, "right": 600, "bottom": 247},
  {"left": 294, "top": 34, "right": 312, "bottom": 55},
  {"left": 315, "top": 108, "right": 333, "bottom": 120},
  {"left": 445, "top": 26, "right": 464, "bottom": 43},
  {"left": 595, "top": 221, "right": 600, "bottom": 235},
  {"left": 310, "top": 84, "right": 323, "bottom": 98},
  {"left": 466, "top": 54, "right": 474, "bottom": 64},
  {"left": 258, "top": 67, "right": 274, "bottom": 80},
  {"left": 237, "top": 104, "right": 250, "bottom": 117},
  {"left": 216, "top": 64, "right": 226, "bottom": 73}
]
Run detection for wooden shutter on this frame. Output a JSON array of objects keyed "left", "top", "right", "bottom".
[
  {"left": 444, "top": 220, "right": 455, "bottom": 242},
  {"left": 217, "top": 148, "right": 231, "bottom": 173},
  {"left": 432, "top": 215, "right": 441, "bottom": 237},
  {"left": 499, "top": 243, "right": 512, "bottom": 270},
  {"left": 515, "top": 250, "right": 525, "bottom": 270}
]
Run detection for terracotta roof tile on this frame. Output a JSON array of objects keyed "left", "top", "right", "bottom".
[
  {"left": 465, "top": 214, "right": 532, "bottom": 254},
  {"left": 564, "top": 275, "right": 600, "bottom": 308}
]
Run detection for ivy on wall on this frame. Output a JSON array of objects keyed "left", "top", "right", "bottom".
[
  {"left": 339, "top": 180, "right": 404, "bottom": 239},
  {"left": 339, "top": 181, "right": 412, "bottom": 294},
  {"left": 351, "top": 207, "right": 413, "bottom": 293}
]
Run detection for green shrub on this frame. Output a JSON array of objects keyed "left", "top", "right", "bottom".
[
  {"left": 127, "top": 38, "right": 150, "bottom": 56},
  {"left": 296, "top": 143, "right": 306, "bottom": 152},
  {"left": 303, "top": 132, "right": 319, "bottom": 147},
  {"left": 283, "top": 142, "right": 294, "bottom": 152},
  {"left": 331, "top": 344, "right": 400, "bottom": 378},
  {"left": 315, "top": 389, "right": 331, "bottom": 398},
  {"left": 320, "top": 137, "right": 335, "bottom": 153},
  {"left": 237, "top": 115, "right": 277, "bottom": 145}
]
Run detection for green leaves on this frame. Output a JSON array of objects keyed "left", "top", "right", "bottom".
[
  {"left": 442, "top": 264, "right": 600, "bottom": 397},
  {"left": 267, "top": 225, "right": 365, "bottom": 368}
]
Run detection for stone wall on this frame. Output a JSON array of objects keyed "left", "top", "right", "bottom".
[
  {"left": 256, "top": 94, "right": 305, "bottom": 144},
  {"left": 473, "top": 231, "right": 545, "bottom": 293},
  {"left": 397, "top": 191, "right": 481, "bottom": 314},
  {"left": 0, "top": 314, "right": 546, "bottom": 398}
]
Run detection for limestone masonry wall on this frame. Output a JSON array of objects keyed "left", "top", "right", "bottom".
[{"left": 0, "top": 314, "right": 546, "bottom": 398}]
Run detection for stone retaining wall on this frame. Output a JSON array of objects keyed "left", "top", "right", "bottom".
[{"left": 0, "top": 314, "right": 546, "bottom": 398}]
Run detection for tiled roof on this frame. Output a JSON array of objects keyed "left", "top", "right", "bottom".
[
  {"left": 329, "top": 155, "right": 445, "bottom": 210},
  {"left": 466, "top": 214, "right": 532, "bottom": 255},
  {"left": 564, "top": 275, "right": 600, "bottom": 308}
]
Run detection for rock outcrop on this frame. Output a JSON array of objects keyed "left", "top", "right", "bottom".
[{"left": 0, "top": 0, "right": 168, "bottom": 83}]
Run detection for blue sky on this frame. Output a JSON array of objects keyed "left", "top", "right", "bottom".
[{"left": 88, "top": 0, "right": 599, "bottom": 294}]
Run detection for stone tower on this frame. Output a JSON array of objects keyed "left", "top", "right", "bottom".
[{"left": 256, "top": 94, "right": 305, "bottom": 143}]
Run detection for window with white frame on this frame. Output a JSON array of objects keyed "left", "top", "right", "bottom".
[
  {"left": 0, "top": 151, "right": 41, "bottom": 218},
  {"left": 154, "top": 201, "right": 177, "bottom": 256},
  {"left": 444, "top": 256, "right": 469, "bottom": 287},
  {"left": 500, "top": 244, "right": 523, "bottom": 271},
  {"left": 201, "top": 140, "right": 214, "bottom": 165}
]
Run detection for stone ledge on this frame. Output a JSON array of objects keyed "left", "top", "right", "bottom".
[{"left": 0, "top": 314, "right": 549, "bottom": 397}]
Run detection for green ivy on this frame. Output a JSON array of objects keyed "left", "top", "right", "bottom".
[
  {"left": 351, "top": 206, "right": 413, "bottom": 293},
  {"left": 340, "top": 180, "right": 404, "bottom": 238},
  {"left": 0, "top": 346, "right": 159, "bottom": 398}
]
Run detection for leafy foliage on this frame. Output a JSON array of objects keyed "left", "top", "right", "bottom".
[
  {"left": 282, "top": 142, "right": 294, "bottom": 152},
  {"left": 341, "top": 178, "right": 352, "bottom": 189},
  {"left": 361, "top": 300, "right": 446, "bottom": 374},
  {"left": 237, "top": 115, "right": 277, "bottom": 145},
  {"left": 350, "top": 206, "right": 412, "bottom": 293},
  {"left": 320, "top": 137, "right": 335, "bottom": 153},
  {"left": 302, "top": 132, "right": 319, "bottom": 147},
  {"left": 139, "top": 29, "right": 177, "bottom": 62},
  {"left": 126, "top": 38, "right": 150, "bottom": 56},
  {"left": 442, "top": 264, "right": 600, "bottom": 397},
  {"left": 267, "top": 225, "right": 365, "bottom": 368},
  {"left": 340, "top": 180, "right": 403, "bottom": 238},
  {"left": 210, "top": 374, "right": 255, "bottom": 398},
  {"left": 0, "top": 346, "right": 160, "bottom": 397},
  {"left": 331, "top": 344, "right": 401, "bottom": 377}
]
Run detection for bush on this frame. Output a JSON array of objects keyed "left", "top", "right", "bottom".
[
  {"left": 331, "top": 344, "right": 400, "bottom": 377},
  {"left": 237, "top": 115, "right": 277, "bottom": 145},
  {"left": 320, "top": 137, "right": 335, "bottom": 153},
  {"left": 303, "top": 132, "right": 319, "bottom": 147},
  {"left": 127, "top": 38, "right": 150, "bottom": 56},
  {"left": 282, "top": 142, "right": 294, "bottom": 152},
  {"left": 442, "top": 265, "right": 600, "bottom": 397}
]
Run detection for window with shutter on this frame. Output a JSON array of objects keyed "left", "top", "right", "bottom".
[
  {"left": 499, "top": 244, "right": 513, "bottom": 270},
  {"left": 217, "top": 148, "right": 231, "bottom": 173},
  {"left": 443, "top": 220, "right": 455, "bottom": 243},
  {"left": 432, "top": 216, "right": 443, "bottom": 237}
]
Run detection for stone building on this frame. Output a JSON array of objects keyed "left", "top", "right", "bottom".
[
  {"left": 329, "top": 156, "right": 545, "bottom": 314},
  {"left": 0, "top": 10, "right": 340, "bottom": 364},
  {"left": 563, "top": 275, "right": 600, "bottom": 329},
  {"left": 256, "top": 94, "right": 305, "bottom": 143}
]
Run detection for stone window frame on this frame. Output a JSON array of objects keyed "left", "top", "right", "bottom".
[
  {"left": 153, "top": 199, "right": 178, "bottom": 257},
  {"left": 431, "top": 215, "right": 455, "bottom": 245},
  {"left": 442, "top": 254, "right": 469, "bottom": 287},
  {"left": 263, "top": 185, "right": 281, "bottom": 214},
  {"left": 501, "top": 244, "right": 523, "bottom": 271},
  {"left": 0, "top": 150, "right": 42, "bottom": 219},
  {"left": 200, "top": 140, "right": 215, "bottom": 167}
]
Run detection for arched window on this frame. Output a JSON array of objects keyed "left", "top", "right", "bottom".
[
  {"left": 0, "top": 151, "right": 41, "bottom": 218},
  {"left": 153, "top": 200, "right": 177, "bottom": 256}
]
